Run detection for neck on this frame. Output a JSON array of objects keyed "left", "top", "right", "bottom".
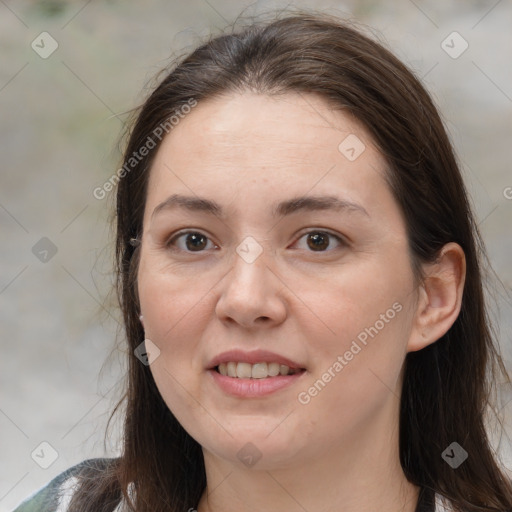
[{"left": 197, "top": 398, "right": 420, "bottom": 512}]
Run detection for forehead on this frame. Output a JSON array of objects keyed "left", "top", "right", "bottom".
[
  {"left": 144, "top": 92, "right": 393, "bottom": 221},
  {"left": 154, "top": 92, "right": 372, "bottom": 164}
]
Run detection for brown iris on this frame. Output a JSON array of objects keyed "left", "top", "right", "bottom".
[{"left": 306, "top": 232, "right": 330, "bottom": 251}]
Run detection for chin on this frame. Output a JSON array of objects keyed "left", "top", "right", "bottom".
[{"left": 197, "top": 424, "right": 309, "bottom": 470}]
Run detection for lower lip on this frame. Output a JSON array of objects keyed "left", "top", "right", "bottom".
[{"left": 208, "top": 369, "right": 306, "bottom": 397}]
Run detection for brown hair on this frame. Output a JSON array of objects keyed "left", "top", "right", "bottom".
[{"left": 70, "top": 9, "right": 512, "bottom": 512}]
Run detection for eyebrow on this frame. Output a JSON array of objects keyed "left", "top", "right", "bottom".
[{"left": 151, "top": 193, "right": 369, "bottom": 220}]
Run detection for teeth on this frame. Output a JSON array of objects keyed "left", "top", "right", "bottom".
[
  {"left": 268, "top": 362, "right": 280, "bottom": 376},
  {"left": 227, "top": 362, "right": 237, "bottom": 377},
  {"left": 237, "top": 362, "right": 252, "bottom": 379},
  {"left": 251, "top": 363, "right": 267, "bottom": 379},
  {"left": 216, "top": 362, "right": 300, "bottom": 378}
]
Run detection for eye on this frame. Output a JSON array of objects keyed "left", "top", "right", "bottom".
[
  {"left": 166, "top": 230, "right": 218, "bottom": 253},
  {"left": 293, "top": 230, "right": 346, "bottom": 252},
  {"left": 165, "top": 229, "right": 347, "bottom": 254}
]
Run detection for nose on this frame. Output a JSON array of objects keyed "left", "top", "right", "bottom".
[{"left": 214, "top": 240, "right": 287, "bottom": 329}]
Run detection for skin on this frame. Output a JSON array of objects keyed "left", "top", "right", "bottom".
[{"left": 137, "top": 92, "right": 466, "bottom": 512}]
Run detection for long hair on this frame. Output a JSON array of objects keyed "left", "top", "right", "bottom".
[{"left": 70, "top": 9, "right": 512, "bottom": 512}]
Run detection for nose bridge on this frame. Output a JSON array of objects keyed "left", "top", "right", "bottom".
[
  {"left": 215, "top": 234, "right": 286, "bottom": 326},
  {"left": 235, "top": 235, "right": 267, "bottom": 266},
  {"left": 229, "top": 234, "right": 274, "bottom": 292}
]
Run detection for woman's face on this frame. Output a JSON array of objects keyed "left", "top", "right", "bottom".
[{"left": 137, "top": 92, "right": 420, "bottom": 469}]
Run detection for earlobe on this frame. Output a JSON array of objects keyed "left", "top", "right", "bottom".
[
  {"left": 139, "top": 314, "right": 144, "bottom": 328},
  {"left": 407, "top": 242, "right": 466, "bottom": 352}
]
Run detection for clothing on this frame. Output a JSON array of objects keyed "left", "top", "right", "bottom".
[
  {"left": 11, "top": 459, "right": 121, "bottom": 512},
  {"left": 12, "top": 458, "right": 450, "bottom": 512}
]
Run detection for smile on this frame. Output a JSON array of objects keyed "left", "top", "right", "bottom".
[
  {"left": 216, "top": 362, "right": 303, "bottom": 378},
  {"left": 209, "top": 366, "right": 306, "bottom": 398}
]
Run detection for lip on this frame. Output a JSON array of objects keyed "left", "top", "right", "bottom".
[
  {"left": 207, "top": 349, "right": 305, "bottom": 371},
  {"left": 208, "top": 368, "right": 307, "bottom": 398}
]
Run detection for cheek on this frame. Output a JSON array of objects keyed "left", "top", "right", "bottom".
[
  {"left": 137, "top": 261, "right": 214, "bottom": 390},
  {"left": 297, "top": 251, "right": 414, "bottom": 413},
  {"left": 138, "top": 257, "right": 208, "bottom": 342},
  {"left": 307, "top": 251, "right": 413, "bottom": 356},
  {"left": 137, "top": 267, "right": 212, "bottom": 428}
]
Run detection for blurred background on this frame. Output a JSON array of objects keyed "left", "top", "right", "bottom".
[{"left": 1, "top": 0, "right": 511, "bottom": 509}]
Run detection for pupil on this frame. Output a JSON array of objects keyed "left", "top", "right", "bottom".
[
  {"left": 183, "top": 233, "right": 330, "bottom": 252},
  {"left": 308, "top": 232, "right": 329, "bottom": 251},
  {"left": 186, "top": 233, "right": 207, "bottom": 251}
]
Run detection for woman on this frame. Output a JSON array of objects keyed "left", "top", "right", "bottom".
[{"left": 13, "top": 9, "right": 512, "bottom": 512}]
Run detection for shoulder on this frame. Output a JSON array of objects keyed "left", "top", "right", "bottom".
[{"left": 11, "top": 458, "right": 120, "bottom": 512}]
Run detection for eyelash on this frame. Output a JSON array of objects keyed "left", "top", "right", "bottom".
[{"left": 164, "top": 229, "right": 348, "bottom": 254}]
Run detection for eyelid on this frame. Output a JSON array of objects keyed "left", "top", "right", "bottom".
[
  {"left": 293, "top": 228, "right": 348, "bottom": 249},
  {"left": 165, "top": 228, "right": 348, "bottom": 253},
  {"left": 291, "top": 229, "right": 350, "bottom": 255},
  {"left": 165, "top": 229, "right": 219, "bottom": 252}
]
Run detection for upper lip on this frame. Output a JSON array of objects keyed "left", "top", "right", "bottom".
[{"left": 207, "top": 349, "right": 305, "bottom": 370}]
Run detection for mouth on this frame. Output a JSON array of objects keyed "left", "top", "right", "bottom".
[
  {"left": 213, "top": 361, "right": 306, "bottom": 379},
  {"left": 206, "top": 349, "right": 307, "bottom": 396},
  {"left": 208, "top": 364, "right": 307, "bottom": 398}
]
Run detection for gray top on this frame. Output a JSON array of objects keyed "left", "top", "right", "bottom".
[{"left": 13, "top": 458, "right": 449, "bottom": 512}]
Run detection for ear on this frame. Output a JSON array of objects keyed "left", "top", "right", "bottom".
[
  {"left": 139, "top": 314, "right": 145, "bottom": 329},
  {"left": 407, "top": 242, "right": 466, "bottom": 352}
]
